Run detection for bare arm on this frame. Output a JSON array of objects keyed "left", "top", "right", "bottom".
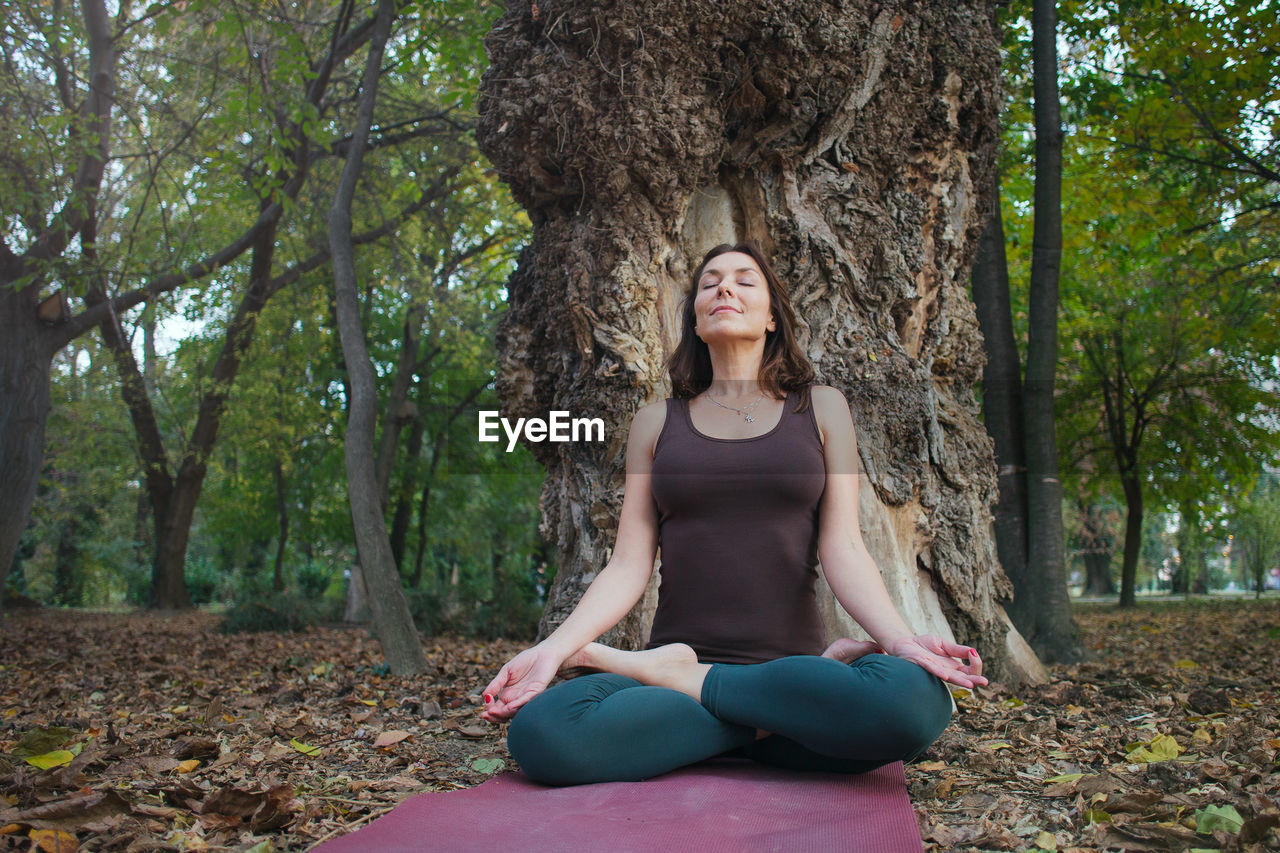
[
  {"left": 812, "top": 386, "right": 986, "bottom": 689},
  {"left": 481, "top": 401, "right": 666, "bottom": 720}
]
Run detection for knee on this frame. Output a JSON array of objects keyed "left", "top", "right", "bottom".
[
  {"left": 506, "top": 698, "right": 582, "bottom": 785},
  {"left": 881, "top": 661, "right": 953, "bottom": 760}
]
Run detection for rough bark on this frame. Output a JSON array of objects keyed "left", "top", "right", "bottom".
[
  {"left": 328, "top": 0, "right": 427, "bottom": 675},
  {"left": 1024, "top": 0, "right": 1082, "bottom": 659},
  {"left": 478, "top": 0, "right": 1044, "bottom": 683}
]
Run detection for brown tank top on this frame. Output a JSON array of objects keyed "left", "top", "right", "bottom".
[{"left": 646, "top": 387, "right": 827, "bottom": 664}]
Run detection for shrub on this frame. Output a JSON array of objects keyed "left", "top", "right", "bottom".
[{"left": 218, "top": 592, "right": 338, "bottom": 634}]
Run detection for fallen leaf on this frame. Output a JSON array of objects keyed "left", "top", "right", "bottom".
[
  {"left": 1125, "top": 733, "right": 1182, "bottom": 763},
  {"left": 24, "top": 751, "right": 75, "bottom": 770},
  {"left": 1045, "top": 773, "right": 1084, "bottom": 784},
  {"left": 373, "top": 730, "right": 411, "bottom": 749},
  {"left": 175, "top": 759, "right": 200, "bottom": 773},
  {"left": 29, "top": 828, "right": 78, "bottom": 853},
  {"left": 470, "top": 757, "right": 504, "bottom": 774},
  {"left": 10, "top": 727, "right": 78, "bottom": 758},
  {"left": 0, "top": 790, "right": 130, "bottom": 832},
  {"left": 1194, "top": 803, "right": 1244, "bottom": 834},
  {"left": 1034, "top": 829, "right": 1058, "bottom": 850},
  {"left": 289, "top": 738, "right": 321, "bottom": 757}
]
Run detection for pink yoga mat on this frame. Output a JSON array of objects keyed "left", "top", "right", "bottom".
[{"left": 314, "top": 758, "right": 924, "bottom": 853}]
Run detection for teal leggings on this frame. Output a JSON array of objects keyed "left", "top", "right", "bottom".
[{"left": 507, "top": 653, "right": 953, "bottom": 786}]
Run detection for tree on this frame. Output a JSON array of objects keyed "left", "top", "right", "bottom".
[
  {"left": 476, "top": 0, "right": 1045, "bottom": 684},
  {"left": 1232, "top": 470, "right": 1280, "bottom": 597},
  {"left": 0, "top": 0, "right": 375, "bottom": 603},
  {"left": 328, "top": 0, "right": 427, "bottom": 675},
  {"left": 971, "top": 0, "right": 1083, "bottom": 662},
  {"left": 0, "top": 0, "right": 115, "bottom": 596},
  {"left": 993, "top": 0, "right": 1280, "bottom": 610}
]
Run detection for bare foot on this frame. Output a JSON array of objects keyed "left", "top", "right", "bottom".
[
  {"left": 559, "top": 642, "right": 706, "bottom": 700},
  {"left": 821, "top": 638, "right": 881, "bottom": 664}
]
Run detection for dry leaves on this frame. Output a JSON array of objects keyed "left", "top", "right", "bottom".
[
  {"left": 0, "top": 611, "right": 518, "bottom": 850},
  {"left": 1, "top": 600, "right": 1276, "bottom": 851},
  {"left": 912, "top": 598, "right": 1280, "bottom": 852}
]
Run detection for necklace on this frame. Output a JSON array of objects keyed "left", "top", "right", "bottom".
[{"left": 705, "top": 391, "right": 765, "bottom": 422}]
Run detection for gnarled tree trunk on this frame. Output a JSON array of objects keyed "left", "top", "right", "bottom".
[{"left": 478, "top": 0, "right": 1044, "bottom": 684}]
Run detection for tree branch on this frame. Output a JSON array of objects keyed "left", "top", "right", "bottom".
[{"left": 23, "top": 0, "right": 115, "bottom": 267}]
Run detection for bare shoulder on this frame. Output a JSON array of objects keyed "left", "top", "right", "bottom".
[
  {"left": 630, "top": 399, "right": 668, "bottom": 437},
  {"left": 809, "top": 385, "right": 854, "bottom": 430},
  {"left": 626, "top": 399, "right": 669, "bottom": 460}
]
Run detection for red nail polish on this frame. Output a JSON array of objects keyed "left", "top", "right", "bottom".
[{"left": 484, "top": 693, "right": 494, "bottom": 704}]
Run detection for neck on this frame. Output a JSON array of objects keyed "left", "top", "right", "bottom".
[{"left": 704, "top": 341, "right": 766, "bottom": 399}]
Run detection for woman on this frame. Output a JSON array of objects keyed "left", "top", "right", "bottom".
[{"left": 480, "top": 242, "right": 986, "bottom": 786}]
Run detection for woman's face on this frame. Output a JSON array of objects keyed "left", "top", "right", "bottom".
[{"left": 692, "top": 251, "right": 776, "bottom": 345}]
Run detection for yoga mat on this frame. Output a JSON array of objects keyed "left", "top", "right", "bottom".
[{"left": 314, "top": 757, "right": 924, "bottom": 853}]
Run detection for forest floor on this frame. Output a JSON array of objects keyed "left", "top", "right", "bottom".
[{"left": 0, "top": 598, "right": 1276, "bottom": 852}]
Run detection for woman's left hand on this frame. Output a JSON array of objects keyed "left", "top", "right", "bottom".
[{"left": 885, "top": 635, "right": 988, "bottom": 689}]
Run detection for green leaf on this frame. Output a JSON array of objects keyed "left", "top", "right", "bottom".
[
  {"left": 1194, "top": 804, "right": 1244, "bottom": 834},
  {"left": 1044, "top": 773, "right": 1084, "bottom": 784},
  {"left": 470, "top": 757, "right": 505, "bottom": 774},
  {"left": 1125, "top": 733, "right": 1182, "bottom": 763},
  {"left": 290, "top": 738, "right": 322, "bottom": 757},
  {"left": 24, "top": 749, "right": 76, "bottom": 769}
]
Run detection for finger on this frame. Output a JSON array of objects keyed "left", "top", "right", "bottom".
[{"left": 935, "top": 639, "right": 974, "bottom": 660}]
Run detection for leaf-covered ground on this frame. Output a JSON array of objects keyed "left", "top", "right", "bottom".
[{"left": 1, "top": 599, "right": 1276, "bottom": 851}]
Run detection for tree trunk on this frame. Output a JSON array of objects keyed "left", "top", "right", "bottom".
[
  {"left": 0, "top": 0, "right": 114, "bottom": 592},
  {"left": 1079, "top": 503, "right": 1117, "bottom": 595},
  {"left": 0, "top": 288, "right": 54, "bottom": 601},
  {"left": 328, "top": 0, "right": 427, "bottom": 675},
  {"left": 478, "top": 0, "right": 1044, "bottom": 684},
  {"left": 375, "top": 304, "right": 424, "bottom": 508},
  {"left": 273, "top": 458, "right": 288, "bottom": 593},
  {"left": 971, "top": 179, "right": 1033, "bottom": 627},
  {"left": 1023, "top": 0, "right": 1082, "bottom": 660},
  {"left": 1119, "top": 473, "right": 1143, "bottom": 607}
]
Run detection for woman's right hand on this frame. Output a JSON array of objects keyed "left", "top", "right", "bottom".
[{"left": 479, "top": 643, "right": 565, "bottom": 722}]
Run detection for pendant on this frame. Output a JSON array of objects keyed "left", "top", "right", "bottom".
[{"left": 744, "top": 414, "right": 755, "bottom": 422}]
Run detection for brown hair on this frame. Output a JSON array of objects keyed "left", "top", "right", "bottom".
[{"left": 666, "top": 241, "right": 815, "bottom": 408}]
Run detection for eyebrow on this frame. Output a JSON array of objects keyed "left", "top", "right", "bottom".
[{"left": 701, "top": 267, "right": 759, "bottom": 276}]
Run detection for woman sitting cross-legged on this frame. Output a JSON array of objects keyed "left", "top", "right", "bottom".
[{"left": 479, "top": 241, "right": 986, "bottom": 786}]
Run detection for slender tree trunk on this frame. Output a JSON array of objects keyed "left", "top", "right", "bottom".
[
  {"left": 273, "top": 458, "right": 288, "bottom": 592},
  {"left": 1119, "top": 473, "right": 1143, "bottom": 607},
  {"left": 478, "top": 0, "right": 1045, "bottom": 683},
  {"left": 52, "top": 479, "right": 93, "bottom": 607},
  {"left": 1023, "top": 0, "right": 1082, "bottom": 661},
  {"left": 375, "top": 304, "right": 423, "bottom": 508},
  {"left": 971, "top": 179, "right": 1032, "bottom": 628},
  {"left": 328, "top": 0, "right": 427, "bottom": 675},
  {"left": 389, "top": 393, "right": 425, "bottom": 571},
  {"left": 411, "top": 473, "right": 433, "bottom": 588}
]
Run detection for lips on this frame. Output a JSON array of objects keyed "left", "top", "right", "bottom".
[{"left": 711, "top": 306, "right": 740, "bottom": 315}]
